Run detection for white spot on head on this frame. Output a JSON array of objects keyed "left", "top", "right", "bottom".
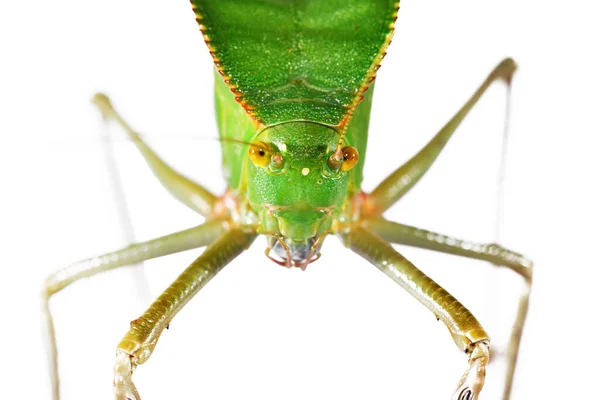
[
  {"left": 301, "top": 167, "right": 310, "bottom": 176},
  {"left": 278, "top": 143, "right": 287, "bottom": 152}
]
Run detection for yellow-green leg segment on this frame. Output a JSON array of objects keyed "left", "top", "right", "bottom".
[
  {"left": 364, "top": 218, "right": 533, "bottom": 400},
  {"left": 45, "top": 93, "right": 242, "bottom": 400},
  {"left": 364, "top": 58, "right": 517, "bottom": 215},
  {"left": 342, "top": 226, "right": 489, "bottom": 400},
  {"left": 355, "top": 58, "right": 531, "bottom": 399},
  {"left": 92, "top": 93, "right": 218, "bottom": 217},
  {"left": 114, "top": 227, "right": 256, "bottom": 400},
  {"left": 43, "top": 220, "right": 226, "bottom": 400},
  {"left": 364, "top": 218, "right": 532, "bottom": 280}
]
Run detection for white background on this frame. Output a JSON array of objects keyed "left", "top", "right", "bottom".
[{"left": 1, "top": 1, "right": 599, "bottom": 399}]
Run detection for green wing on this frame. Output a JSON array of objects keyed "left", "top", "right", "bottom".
[{"left": 191, "top": 0, "right": 398, "bottom": 127}]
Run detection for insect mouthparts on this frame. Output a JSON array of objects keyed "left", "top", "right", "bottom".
[{"left": 265, "top": 236, "right": 323, "bottom": 270}]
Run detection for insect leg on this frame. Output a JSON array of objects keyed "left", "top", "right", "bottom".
[
  {"left": 340, "top": 226, "right": 490, "bottom": 400},
  {"left": 113, "top": 227, "right": 256, "bottom": 400},
  {"left": 364, "top": 217, "right": 532, "bottom": 400},
  {"left": 364, "top": 58, "right": 517, "bottom": 216},
  {"left": 364, "top": 218, "right": 532, "bottom": 278},
  {"left": 43, "top": 220, "right": 225, "bottom": 400},
  {"left": 98, "top": 95, "right": 152, "bottom": 303},
  {"left": 92, "top": 93, "right": 218, "bottom": 217},
  {"left": 364, "top": 218, "right": 533, "bottom": 400}
]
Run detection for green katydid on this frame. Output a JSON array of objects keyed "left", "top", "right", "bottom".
[{"left": 43, "top": 1, "right": 533, "bottom": 399}]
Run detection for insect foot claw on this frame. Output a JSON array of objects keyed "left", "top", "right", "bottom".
[
  {"left": 114, "top": 351, "right": 141, "bottom": 400},
  {"left": 451, "top": 341, "right": 489, "bottom": 400}
]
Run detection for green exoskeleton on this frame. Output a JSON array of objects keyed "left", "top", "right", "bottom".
[{"left": 43, "top": 1, "right": 533, "bottom": 399}]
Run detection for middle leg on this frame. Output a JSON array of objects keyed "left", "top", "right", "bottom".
[{"left": 364, "top": 218, "right": 532, "bottom": 279}]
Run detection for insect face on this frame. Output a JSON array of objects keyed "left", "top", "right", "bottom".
[{"left": 245, "top": 121, "right": 356, "bottom": 268}]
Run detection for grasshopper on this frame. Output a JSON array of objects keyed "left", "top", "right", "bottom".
[{"left": 43, "top": 1, "right": 532, "bottom": 399}]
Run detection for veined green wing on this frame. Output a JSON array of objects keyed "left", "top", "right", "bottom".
[{"left": 191, "top": 0, "right": 399, "bottom": 127}]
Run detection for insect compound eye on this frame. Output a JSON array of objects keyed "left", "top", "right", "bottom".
[
  {"left": 340, "top": 146, "right": 359, "bottom": 171},
  {"left": 327, "top": 145, "right": 359, "bottom": 172},
  {"left": 248, "top": 141, "right": 271, "bottom": 167},
  {"left": 249, "top": 141, "right": 285, "bottom": 170}
]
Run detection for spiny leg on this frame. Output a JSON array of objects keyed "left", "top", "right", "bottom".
[
  {"left": 364, "top": 58, "right": 517, "bottom": 215},
  {"left": 364, "top": 218, "right": 532, "bottom": 279},
  {"left": 114, "top": 228, "right": 256, "bottom": 400},
  {"left": 341, "top": 226, "right": 491, "bottom": 400},
  {"left": 92, "top": 93, "right": 218, "bottom": 217},
  {"left": 43, "top": 220, "right": 225, "bottom": 400},
  {"left": 364, "top": 218, "right": 533, "bottom": 399}
]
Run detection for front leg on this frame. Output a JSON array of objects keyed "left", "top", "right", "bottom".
[
  {"left": 43, "top": 220, "right": 225, "bottom": 400},
  {"left": 341, "top": 226, "right": 490, "bottom": 400},
  {"left": 365, "top": 218, "right": 533, "bottom": 400},
  {"left": 113, "top": 227, "right": 256, "bottom": 400}
]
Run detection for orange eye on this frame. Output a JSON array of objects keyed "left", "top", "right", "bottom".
[
  {"left": 340, "top": 146, "right": 359, "bottom": 171},
  {"left": 248, "top": 142, "right": 271, "bottom": 167}
]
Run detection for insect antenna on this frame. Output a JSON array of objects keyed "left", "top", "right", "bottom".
[
  {"left": 493, "top": 79, "right": 513, "bottom": 242},
  {"left": 98, "top": 118, "right": 152, "bottom": 306},
  {"left": 217, "top": 137, "right": 263, "bottom": 148}
]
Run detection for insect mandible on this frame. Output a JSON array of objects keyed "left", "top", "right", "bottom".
[{"left": 43, "top": 1, "right": 533, "bottom": 399}]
